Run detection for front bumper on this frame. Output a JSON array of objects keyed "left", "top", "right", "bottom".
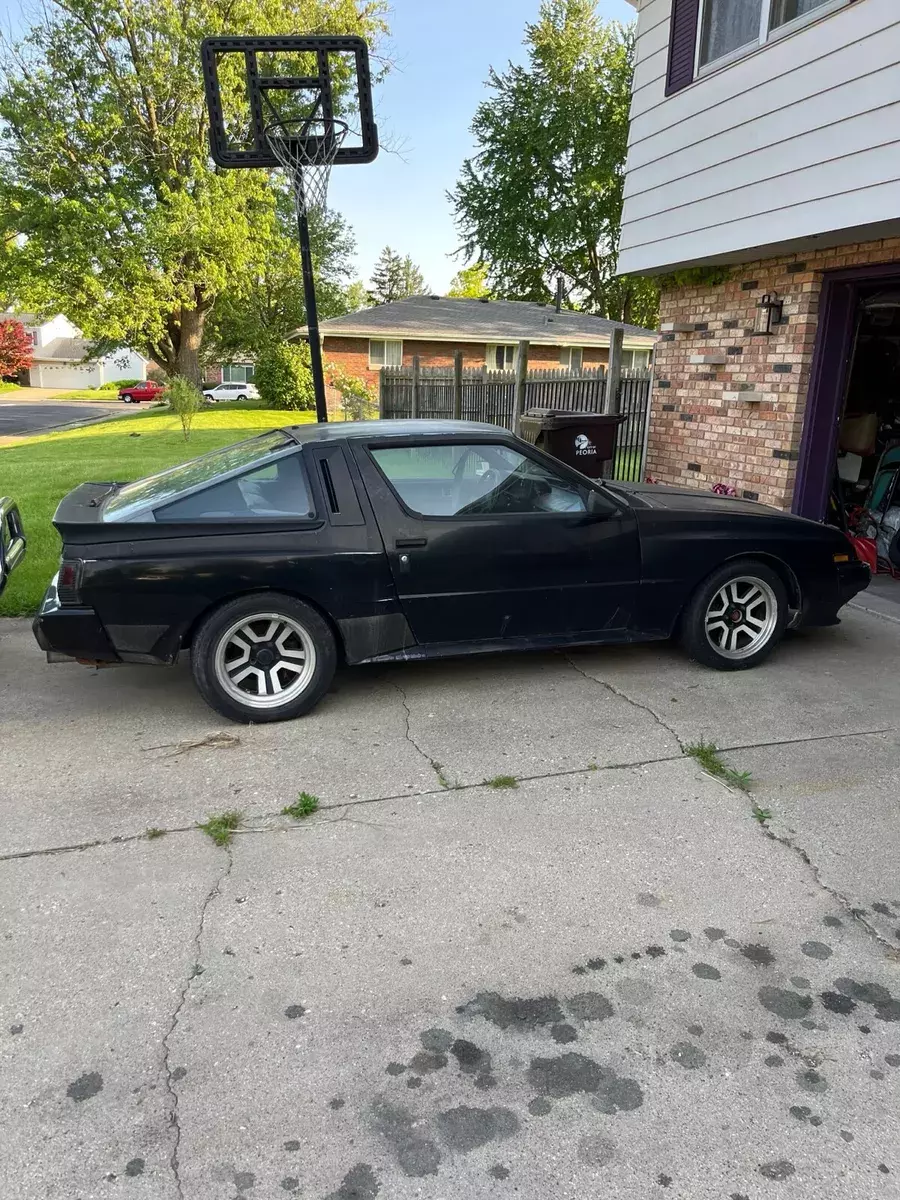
[
  {"left": 32, "top": 577, "right": 120, "bottom": 663},
  {"left": 801, "top": 560, "right": 870, "bottom": 627}
]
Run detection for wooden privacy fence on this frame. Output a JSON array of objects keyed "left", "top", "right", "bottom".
[{"left": 379, "top": 359, "right": 653, "bottom": 482}]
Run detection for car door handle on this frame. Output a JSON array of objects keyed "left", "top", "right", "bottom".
[{"left": 395, "top": 537, "right": 427, "bottom": 549}]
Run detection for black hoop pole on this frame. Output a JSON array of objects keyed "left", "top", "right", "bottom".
[{"left": 296, "top": 198, "right": 329, "bottom": 424}]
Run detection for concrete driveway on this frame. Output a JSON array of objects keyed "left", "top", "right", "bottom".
[{"left": 1, "top": 610, "right": 899, "bottom": 1199}]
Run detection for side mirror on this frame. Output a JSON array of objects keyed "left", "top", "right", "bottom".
[{"left": 587, "top": 489, "right": 614, "bottom": 518}]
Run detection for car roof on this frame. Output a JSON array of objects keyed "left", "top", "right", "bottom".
[{"left": 284, "top": 419, "right": 509, "bottom": 444}]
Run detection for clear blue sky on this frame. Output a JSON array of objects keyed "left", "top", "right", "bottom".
[{"left": 330, "top": 0, "right": 636, "bottom": 294}]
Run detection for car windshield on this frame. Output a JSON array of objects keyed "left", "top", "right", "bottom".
[{"left": 102, "top": 431, "right": 292, "bottom": 520}]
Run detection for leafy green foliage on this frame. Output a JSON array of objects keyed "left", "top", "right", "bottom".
[
  {"left": 145, "top": 827, "right": 167, "bottom": 840},
  {"left": 369, "top": 246, "right": 427, "bottom": 304},
  {"left": 451, "top": 0, "right": 658, "bottom": 327},
  {"left": 255, "top": 342, "right": 315, "bottom": 411},
  {"left": 326, "top": 363, "right": 377, "bottom": 420},
  {"left": 684, "top": 742, "right": 753, "bottom": 793},
  {"left": 197, "top": 809, "right": 242, "bottom": 847},
  {"left": 447, "top": 263, "right": 493, "bottom": 299},
  {"left": 282, "top": 792, "right": 320, "bottom": 819},
  {"left": 0, "top": 0, "right": 390, "bottom": 382},
  {"left": 658, "top": 266, "right": 733, "bottom": 290},
  {"left": 166, "top": 376, "right": 203, "bottom": 441},
  {"left": 484, "top": 775, "right": 519, "bottom": 789},
  {"left": 751, "top": 805, "right": 773, "bottom": 825}
]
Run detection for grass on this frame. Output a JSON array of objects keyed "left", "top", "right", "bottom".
[
  {"left": 197, "top": 809, "right": 243, "bottom": 847},
  {"left": 281, "top": 791, "right": 320, "bottom": 820},
  {"left": 751, "top": 804, "right": 773, "bottom": 825},
  {"left": 484, "top": 775, "right": 519, "bottom": 790},
  {"left": 145, "top": 826, "right": 167, "bottom": 840},
  {"left": 0, "top": 405, "right": 314, "bottom": 617},
  {"left": 0, "top": 381, "right": 21, "bottom": 393},
  {"left": 684, "top": 741, "right": 753, "bottom": 793}
]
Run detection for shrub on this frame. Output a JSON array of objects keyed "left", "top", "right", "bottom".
[
  {"left": 167, "top": 376, "right": 203, "bottom": 441},
  {"left": 327, "top": 364, "right": 378, "bottom": 422},
  {"left": 98, "top": 378, "right": 142, "bottom": 391},
  {"left": 0, "top": 319, "right": 33, "bottom": 379},
  {"left": 255, "top": 342, "right": 315, "bottom": 411}
]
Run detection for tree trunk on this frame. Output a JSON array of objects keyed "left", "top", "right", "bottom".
[{"left": 175, "top": 304, "right": 205, "bottom": 385}]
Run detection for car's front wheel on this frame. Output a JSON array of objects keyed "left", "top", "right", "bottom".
[
  {"left": 191, "top": 593, "right": 337, "bottom": 723},
  {"left": 122, "top": 394, "right": 133, "bottom": 403},
  {"left": 681, "top": 559, "right": 788, "bottom": 671}
]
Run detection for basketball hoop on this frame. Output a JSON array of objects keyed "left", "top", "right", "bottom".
[{"left": 265, "top": 117, "right": 350, "bottom": 217}]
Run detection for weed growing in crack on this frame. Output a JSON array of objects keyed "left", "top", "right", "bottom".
[
  {"left": 484, "top": 775, "right": 518, "bottom": 790},
  {"left": 684, "top": 741, "right": 752, "bottom": 792},
  {"left": 752, "top": 804, "right": 773, "bottom": 825},
  {"left": 282, "top": 792, "right": 320, "bottom": 820},
  {"left": 145, "top": 827, "right": 167, "bottom": 840},
  {"left": 197, "top": 810, "right": 242, "bottom": 847},
  {"left": 432, "top": 761, "right": 457, "bottom": 789}
]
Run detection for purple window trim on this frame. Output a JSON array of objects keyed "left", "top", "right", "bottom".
[
  {"left": 666, "top": 0, "right": 701, "bottom": 96},
  {"left": 793, "top": 260, "right": 900, "bottom": 521}
]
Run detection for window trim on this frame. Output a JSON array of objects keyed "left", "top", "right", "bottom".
[
  {"left": 368, "top": 338, "right": 403, "bottom": 369},
  {"left": 695, "top": 0, "right": 851, "bottom": 80},
  {"left": 559, "top": 347, "right": 584, "bottom": 372},
  {"left": 364, "top": 437, "right": 599, "bottom": 523},
  {"left": 485, "top": 343, "right": 518, "bottom": 371}
]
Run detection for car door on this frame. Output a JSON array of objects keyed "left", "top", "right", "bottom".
[{"left": 352, "top": 436, "right": 641, "bottom": 646}]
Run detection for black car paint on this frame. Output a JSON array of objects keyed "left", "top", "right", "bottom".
[{"left": 33, "top": 421, "right": 868, "bottom": 667}]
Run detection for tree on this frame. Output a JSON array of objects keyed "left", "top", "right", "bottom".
[
  {"left": 255, "top": 342, "right": 315, "bottom": 411},
  {"left": 0, "top": 0, "right": 390, "bottom": 383},
  {"left": 369, "top": 246, "right": 427, "bottom": 304},
  {"left": 167, "top": 376, "right": 202, "bottom": 441},
  {"left": 0, "top": 318, "right": 33, "bottom": 378},
  {"left": 450, "top": 0, "right": 658, "bottom": 328},
  {"left": 343, "top": 280, "right": 373, "bottom": 313},
  {"left": 447, "top": 263, "right": 493, "bottom": 299}
]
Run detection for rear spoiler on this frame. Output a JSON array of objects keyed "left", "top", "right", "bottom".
[{"left": 0, "top": 497, "right": 26, "bottom": 597}]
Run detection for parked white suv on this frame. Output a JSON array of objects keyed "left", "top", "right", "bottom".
[{"left": 203, "top": 382, "right": 260, "bottom": 403}]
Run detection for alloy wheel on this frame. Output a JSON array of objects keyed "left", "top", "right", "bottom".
[
  {"left": 214, "top": 612, "right": 317, "bottom": 709},
  {"left": 704, "top": 576, "right": 778, "bottom": 661}
]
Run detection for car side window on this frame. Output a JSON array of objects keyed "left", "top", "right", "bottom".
[
  {"left": 370, "top": 443, "right": 587, "bottom": 517},
  {"left": 154, "top": 454, "right": 314, "bottom": 521}
]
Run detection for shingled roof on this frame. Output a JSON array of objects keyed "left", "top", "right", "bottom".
[{"left": 306, "top": 296, "right": 658, "bottom": 347}]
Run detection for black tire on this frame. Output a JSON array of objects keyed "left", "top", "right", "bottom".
[
  {"left": 681, "top": 558, "right": 789, "bottom": 671},
  {"left": 191, "top": 592, "right": 337, "bottom": 723},
  {"left": 237, "top": 393, "right": 248, "bottom": 402},
  {"left": 122, "top": 394, "right": 133, "bottom": 403}
]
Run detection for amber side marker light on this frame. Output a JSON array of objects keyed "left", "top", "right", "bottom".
[{"left": 833, "top": 553, "right": 851, "bottom": 563}]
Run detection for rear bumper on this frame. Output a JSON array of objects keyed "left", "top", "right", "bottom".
[
  {"left": 32, "top": 578, "right": 120, "bottom": 663},
  {"left": 802, "top": 561, "right": 870, "bottom": 627}
]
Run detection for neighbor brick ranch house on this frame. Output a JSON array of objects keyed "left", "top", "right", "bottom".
[
  {"left": 309, "top": 296, "right": 657, "bottom": 395},
  {"left": 621, "top": 0, "right": 900, "bottom": 520}
]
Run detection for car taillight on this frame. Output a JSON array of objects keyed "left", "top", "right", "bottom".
[{"left": 58, "top": 559, "right": 83, "bottom": 604}]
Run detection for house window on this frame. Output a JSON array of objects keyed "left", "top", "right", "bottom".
[
  {"left": 486, "top": 344, "right": 517, "bottom": 371},
  {"left": 369, "top": 339, "right": 403, "bottom": 369},
  {"left": 696, "top": 0, "right": 848, "bottom": 75},
  {"left": 559, "top": 347, "right": 584, "bottom": 372},
  {"left": 222, "top": 364, "right": 255, "bottom": 383},
  {"left": 621, "top": 349, "right": 652, "bottom": 371}
]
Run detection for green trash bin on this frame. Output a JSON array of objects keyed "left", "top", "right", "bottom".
[{"left": 518, "top": 409, "right": 625, "bottom": 477}]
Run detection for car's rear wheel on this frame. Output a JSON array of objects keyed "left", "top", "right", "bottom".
[
  {"left": 122, "top": 394, "right": 133, "bottom": 403},
  {"left": 191, "top": 593, "right": 337, "bottom": 723},
  {"left": 681, "top": 559, "right": 788, "bottom": 671},
  {"left": 237, "top": 393, "right": 248, "bottom": 402}
]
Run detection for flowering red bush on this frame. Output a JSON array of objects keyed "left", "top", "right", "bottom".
[{"left": 0, "top": 320, "right": 33, "bottom": 379}]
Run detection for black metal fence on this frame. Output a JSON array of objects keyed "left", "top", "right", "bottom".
[{"left": 378, "top": 364, "right": 652, "bottom": 482}]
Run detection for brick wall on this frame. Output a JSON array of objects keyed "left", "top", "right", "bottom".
[{"left": 649, "top": 236, "right": 900, "bottom": 509}]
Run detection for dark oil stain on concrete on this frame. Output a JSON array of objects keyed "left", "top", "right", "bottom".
[
  {"left": 790, "top": 1105, "right": 812, "bottom": 1121},
  {"left": 124, "top": 1159, "right": 144, "bottom": 1177},
  {"left": 592, "top": 1072, "right": 645, "bottom": 1115},
  {"left": 834, "top": 978, "right": 891, "bottom": 1005},
  {"left": 577, "top": 1134, "right": 616, "bottom": 1167},
  {"left": 450, "top": 1039, "right": 497, "bottom": 1088},
  {"left": 567, "top": 992, "right": 614, "bottom": 1022},
  {"left": 740, "top": 943, "right": 775, "bottom": 967},
  {"left": 330, "top": 1098, "right": 346, "bottom": 1110},
  {"left": 758, "top": 987, "right": 813, "bottom": 1020},
  {"left": 821, "top": 991, "right": 856, "bottom": 1015},
  {"left": 420, "top": 1029, "right": 454, "bottom": 1053},
  {"left": 10, "top": 1024, "right": 23, "bottom": 1035},
  {"left": 646, "top": 945, "right": 666, "bottom": 958},
  {"left": 400, "top": 958, "right": 413, "bottom": 966},
  {"left": 409, "top": 1051, "right": 448, "bottom": 1075},
  {"left": 631, "top": 952, "right": 642, "bottom": 960},
  {"left": 886, "top": 1054, "right": 900, "bottom": 1067},
  {"left": 436, "top": 1106, "right": 519, "bottom": 1153},
  {"left": 801, "top": 941, "right": 833, "bottom": 961},
  {"left": 870, "top": 1069, "right": 885, "bottom": 1080},
  {"left": 879, "top": 1164, "right": 891, "bottom": 1174},
  {"left": 758, "top": 1160, "right": 796, "bottom": 1180},
  {"left": 764, "top": 1055, "right": 784, "bottom": 1068},
  {"left": 658, "top": 1174, "right": 673, "bottom": 1188},
  {"left": 459, "top": 992, "right": 564, "bottom": 1030},
  {"left": 528, "top": 1097, "right": 552, "bottom": 1116},
  {"left": 281, "top": 1178, "right": 299, "bottom": 1192},
  {"left": 766, "top": 1032, "right": 788, "bottom": 1045},
  {"left": 823, "top": 916, "right": 842, "bottom": 928},
  {"left": 724, "top": 938, "right": 741, "bottom": 949},
  {"left": 859, "top": 1025, "right": 871, "bottom": 1034},
  {"left": 234, "top": 1171, "right": 256, "bottom": 1192},
  {"left": 406, "top": 1077, "right": 422, "bottom": 1089},
  {"left": 796, "top": 1068, "right": 828, "bottom": 1094},
  {"left": 875, "top": 1000, "right": 900, "bottom": 1022},
  {"left": 283, "top": 1141, "right": 301, "bottom": 1152},
  {"left": 705, "top": 927, "right": 727, "bottom": 941},
  {"left": 326, "top": 1163, "right": 381, "bottom": 1200},
  {"left": 172, "top": 1067, "right": 188, "bottom": 1082},
  {"left": 687, "top": 1024, "right": 704, "bottom": 1037},
  {"left": 669, "top": 930, "right": 691, "bottom": 942},
  {"left": 730, "top": 1194, "right": 749, "bottom": 1200},
  {"left": 488, "top": 1164, "right": 510, "bottom": 1180},
  {"left": 285, "top": 1005, "right": 306, "bottom": 1019},
  {"left": 67, "top": 1072, "right": 103, "bottom": 1102},
  {"left": 692, "top": 963, "right": 721, "bottom": 981},
  {"left": 638, "top": 893, "right": 661, "bottom": 907},
  {"left": 791, "top": 977, "right": 812, "bottom": 990},
  {"left": 572, "top": 966, "right": 587, "bottom": 976},
  {"left": 614, "top": 955, "right": 625, "bottom": 963},
  {"left": 386, "top": 1062, "right": 406, "bottom": 1076},
  {"left": 528, "top": 1053, "right": 601, "bottom": 1097},
  {"left": 372, "top": 1099, "right": 441, "bottom": 1177},
  {"left": 840, "top": 1131, "right": 854, "bottom": 1143},
  {"left": 670, "top": 1042, "right": 706, "bottom": 1069},
  {"left": 872, "top": 902, "right": 894, "bottom": 916},
  {"left": 552, "top": 1024, "right": 578, "bottom": 1044},
  {"left": 587, "top": 958, "right": 607, "bottom": 971}
]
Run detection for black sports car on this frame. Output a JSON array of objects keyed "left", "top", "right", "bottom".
[
  {"left": 33, "top": 421, "right": 869, "bottom": 723},
  {"left": 1, "top": 496, "right": 25, "bottom": 598}
]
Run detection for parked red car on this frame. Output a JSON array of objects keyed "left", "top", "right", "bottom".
[{"left": 119, "top": 380, "right": 166, "bottom": 404}]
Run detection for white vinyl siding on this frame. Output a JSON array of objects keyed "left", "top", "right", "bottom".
[
  {"left": 619, "top": 0, "right": 900, "bottom": 274},
  {"left": 369, "top": 339, "right": 403, "bottom": 369}
]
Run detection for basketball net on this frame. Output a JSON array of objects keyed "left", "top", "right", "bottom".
[{"left": 265, "top": 118, "right": 349, "bottom": 217}]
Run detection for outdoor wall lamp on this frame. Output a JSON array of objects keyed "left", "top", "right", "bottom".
[{"left": 755, "top": 292, "right": 784, "bottom": 335}]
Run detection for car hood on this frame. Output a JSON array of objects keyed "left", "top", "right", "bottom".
[{"left": 607, "top": 481, "right": 793, "bottom": 519}]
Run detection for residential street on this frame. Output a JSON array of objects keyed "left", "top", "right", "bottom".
[
  {"left": 0, "top": 397, "right": 122, "bottom": 437},
  {"left": 1, "top": 608, "right": 899, "bottom": 1199}
]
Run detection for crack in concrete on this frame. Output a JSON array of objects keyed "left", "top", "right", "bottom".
[
  {"left": 563, "top": 653, "right": 685, "bottom": 751},
  {"left": 162, "top": 847, "right": 233, "bottom": 1199},
  {"left": 390, "top": 680, "right": 455, "bottom": 788}
]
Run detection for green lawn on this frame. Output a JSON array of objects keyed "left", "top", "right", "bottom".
[
  {"left": 0, "top": 381, "right": 22, "bottom": 394},
  {"left": 0, "top": 405, "right": 312, "bottom": 617}
]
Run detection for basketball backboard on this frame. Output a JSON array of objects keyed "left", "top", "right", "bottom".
[{"left": 200, "top": 35, "right": 378, "bottom": 170}]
